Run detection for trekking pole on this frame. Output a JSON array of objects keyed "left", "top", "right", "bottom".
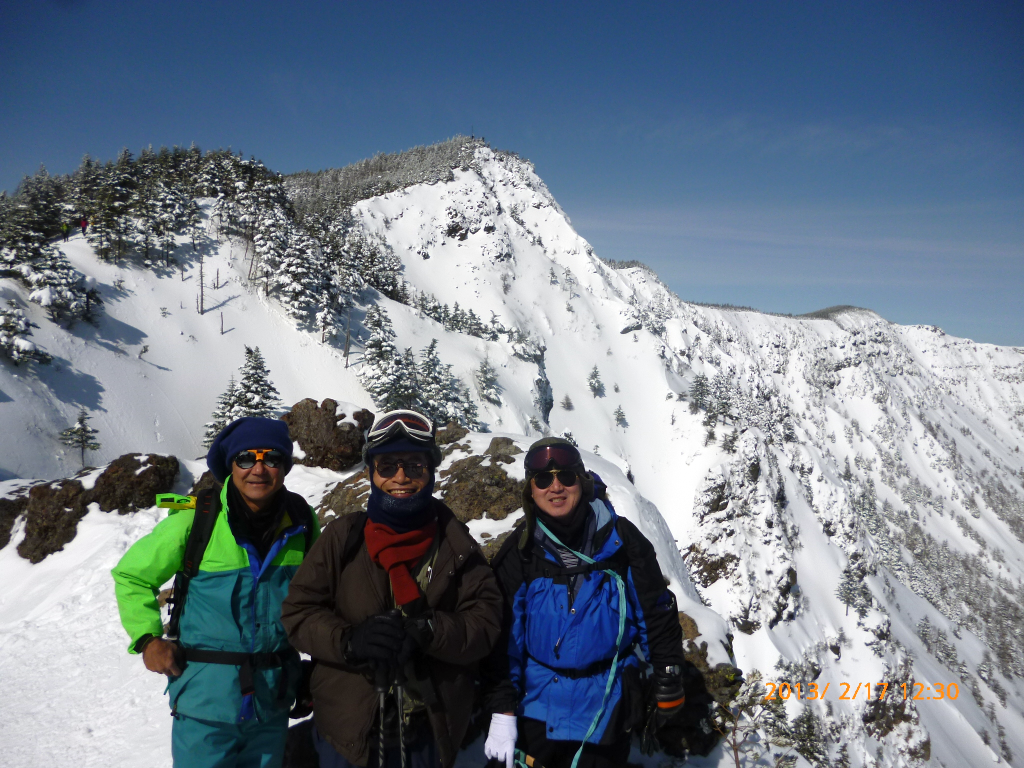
[
  {"left": 395, "top": 661, "right": 407, "bottom": 768},
  {"left": 375, "top": 662, "right": 389, "bottom": 768}
]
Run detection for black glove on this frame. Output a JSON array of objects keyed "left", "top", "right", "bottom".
[
  {"left": 345, "top": 613, "right": 406, "bottom": 665},
  {"left": 398, "top": 611, "right": 435, "bottom": 665},
  {"left": 289, "top": 659, "right": 316, "bottom": 719},
  {"left": 653, "top": 665, "right": 686, "bottom": 726}
]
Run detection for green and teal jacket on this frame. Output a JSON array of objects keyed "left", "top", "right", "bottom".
[{"left": 112, "top": 483, "right": 320, "bottom": 725}]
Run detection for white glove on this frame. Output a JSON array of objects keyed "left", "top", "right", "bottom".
[{"left": 484, "top": 712, "right": 518, "bottom": 768}]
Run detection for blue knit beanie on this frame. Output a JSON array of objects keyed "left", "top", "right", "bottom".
[{"left": 207, "top": 417, "right": 293, "bottom": 482}]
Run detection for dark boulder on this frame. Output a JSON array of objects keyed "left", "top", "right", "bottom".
[
  {"left": 436, "top": 421, "right": 469, "bottom": 445},
  {"left": 317, "top": 469, "right": 372, "bottom": 527},
  {"left": 90, "top": 453, "right": 180, "bottom": 513},
  {"left": 18, "top": 479, "right": 88, "bottom": 563},
  {"left": 281, "top": 399, "right": 374, "bottom": 472},
  {"left": 0, "top": 486, "right": 33, "bottom": 550},
  {"left": 436, "top": 439, "right": 525, "bottom": 524},
  {"left": 189, "top": 470, "right": 221, "bottom": 496},
  {"left": 17, "top": 454, "right": 179, "bottom": 563}
]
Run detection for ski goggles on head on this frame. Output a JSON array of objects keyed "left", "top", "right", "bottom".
[
  {"left": 373, "top": 458, "right": 430, "bottom": 479},
  {"left": 367, "top": 410, "right": 435, "bottom": 445},
  {"left": 531, "top": 469, "right": 579, "bottom": 490},
  {"left": 232, "top": 449, "right": 287, "bottom": 469},
  {"left": 525, "top": 443, "right": 582, "bottom": 472}
]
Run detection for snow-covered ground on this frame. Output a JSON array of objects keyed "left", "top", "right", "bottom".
[{"left": 2, "top": 144, "right": 1023, "bottom": 766}]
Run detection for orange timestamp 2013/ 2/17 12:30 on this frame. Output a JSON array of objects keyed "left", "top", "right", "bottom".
[{"left": 765, "top": 681, "right": 960, "bottom": 702}]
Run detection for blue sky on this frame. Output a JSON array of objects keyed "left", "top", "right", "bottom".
[{"left": 2, "top": 1, "right": 1021, "bottom": 344}]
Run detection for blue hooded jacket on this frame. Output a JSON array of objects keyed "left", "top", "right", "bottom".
[{"left": 484, "top": 482, "right": 684, "bottom": 743}]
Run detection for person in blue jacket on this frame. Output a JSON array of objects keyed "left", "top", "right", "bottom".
[{"left": 481, "top": 438, "right": 686, "bottom": 768}]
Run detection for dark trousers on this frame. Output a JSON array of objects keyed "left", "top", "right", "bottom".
[
  {"left": 517, "top": 717, "right": 631, "bottom": 768},
  {"left": 311, "top": 724, "right": 440, "bottom": 768}
]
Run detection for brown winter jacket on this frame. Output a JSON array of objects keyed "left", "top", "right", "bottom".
[{"left": 280, "top": 500, "right": 502, "bottom": 768}]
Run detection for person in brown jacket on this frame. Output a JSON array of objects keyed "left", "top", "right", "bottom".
[{"left": 281, "top": 409, "right": 503, "bottom": 768}]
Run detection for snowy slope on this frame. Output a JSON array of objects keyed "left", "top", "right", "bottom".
[
  {"left": 0, "top": 208, "right": 373, "bottom": 481},
  {"left": 1, "top": 142, "right": 1023, "bottom": 766}
]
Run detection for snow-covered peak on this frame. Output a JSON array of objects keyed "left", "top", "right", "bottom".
[{"left": 1, "top": 139, "right": 1023, "bottom": 766}]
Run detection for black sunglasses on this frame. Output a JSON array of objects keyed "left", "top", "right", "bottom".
[
  {"left": 532, "top": 470, "right": 579, "bottom": 490},
  {"left": 232, "top": 449, "right": 287, "bottom": 470},
  {"left": 374, "top": 459, "right": 429, "bottom": 479}
]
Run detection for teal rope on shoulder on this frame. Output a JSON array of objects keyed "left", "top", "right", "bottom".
[{"left": 534, "top": 520, "right": 628, "bottom": 768}]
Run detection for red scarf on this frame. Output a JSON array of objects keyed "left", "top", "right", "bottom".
[{"left": 364, "top": 519, "right": 437, "bottom": 606}]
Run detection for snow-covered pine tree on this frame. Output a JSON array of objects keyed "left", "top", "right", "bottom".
[
  {"left": 559, "top": 430, "right": 578, "bottom": 447},
  {"left": 343, "top": 230, "right": 405, "bottom": 301},
  {"left": 587, "top": 365, "right": 605, "bottom": 397},
  {"left": 614, "top": 405, "right": 628, "bottom": 428},
  {"left": 721, "top": 429, "right": 739, "bottom": 453},
  {"left": 417, "top": 339, "right": 457, "bottom": 424},
  {"left": 203, "top": 376, "right": 240, "bottom": 447},
  {"left": 790, "top": 707, "right": 829, "bottom": 767},
  {"left": 714, "top": 670, "right": 794, "bottom": 767},
  {"left": 840, "top": 456, "right": 854, "bottom": 481},
  {"left": 26, "top": 246, "right": 101, "bottom": 324},
  {"left": 835, "top": 556, "right": 872, "bottom": 618},
  {"left": 474, "top": 357, "right": 502, "bottom": 405},
  {"left": 560, "top": 394, "right": 574, "bottom": 411},
  {"left": 60, "top": 408, "right": 101, "bottom": 467},
  {"left": 0, "top": 302, "right": 51, "bottom": 365},
  {"left": 455, "top": 380, "right": 481, "bottom": 431},
  {"left": 153, "top": 180, "right": 185, "bottom": 263},
  {"left": 704, "top": 425, "right": 716, "bottom": 446},
  {"left": 132, "top": 183, "right": 154, "bottom": 261},
  {"left": 689, "top": 373, "right": 710, "bottom": 413},
  {"left": 103, "top": 149, "right": 139, "bottom": 261},
  {"left": 710, "top": 371, "right": 733, "bottom": 423},
  {"left": 234, "top": 346, "right": 282, "bottom": 417},
  {"left": 359, "top": 306, "right": 418, "bottom": 412},
  {"left": 383, "top": 348, "right": 421, "bottom": 412},
  {"left": 415, "top": 339, "right": 481, "bottom": 429},
  {"left": 274, "top": 231, "right": 322, "bottom": 322},
  {"left": 316, "top": 290, "right": 336, "bottom": 343}
]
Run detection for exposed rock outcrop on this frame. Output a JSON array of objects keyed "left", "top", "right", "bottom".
[
  {"left": 17, "top": 454, "right": 179, "bottom": 563},
  {"left": 281, "top": 399, "right": 374, "bottom": 472},
  {"left": 0, "top": 486, "right": 33, "bottom": 550},
  {"left": 436, "top": 437, "right": 525, "bottom": 524},
  {"left": 317, "top": 469, "right": 371, "bottom": 526}
]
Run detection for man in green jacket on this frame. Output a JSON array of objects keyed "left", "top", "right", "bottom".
[{"left": 112, "top": 417, "right": 320, "bottom": 768}]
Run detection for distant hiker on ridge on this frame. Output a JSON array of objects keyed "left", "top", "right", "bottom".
[
  {"left": 481, "top": 438, "right": 687, "bottom": 768},
  {"left": 282, "top": 409, "right": 503, "bottom": 768},
  {"left": 112, "top": 417, "right": 320, "bottom": 768}
]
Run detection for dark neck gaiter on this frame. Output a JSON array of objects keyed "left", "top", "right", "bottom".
[
  {"left": 226, "top": 481, "right": 285, "bottom": 559},
  {"left": 366, "top": 475, "right": 437, "bottom": 533},
  {"left": 536, "top": 497, "right": 590, "bottom": 552}
]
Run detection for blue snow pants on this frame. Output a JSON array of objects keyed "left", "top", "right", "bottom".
[{"left": 171, "top": 713, "right": 289, "bottom": 768}]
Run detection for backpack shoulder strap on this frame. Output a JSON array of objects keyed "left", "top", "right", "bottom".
[
  {"left": 340, "top": 511, "right": 367, "bottom": 568},
  {"left": 167, "top": 487, "right": 221, "bottom": 639},
  {"left": 182, "top": 487, "right": 221, "bottom": 577}
]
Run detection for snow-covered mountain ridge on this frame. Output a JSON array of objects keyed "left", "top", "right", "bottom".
[{"left": 1, "top": 138, "right": 1023, "bottom": 766}]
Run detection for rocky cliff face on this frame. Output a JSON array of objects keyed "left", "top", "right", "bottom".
[{"left": 17, "top": 454, "right": 178, "bottom": 563}]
